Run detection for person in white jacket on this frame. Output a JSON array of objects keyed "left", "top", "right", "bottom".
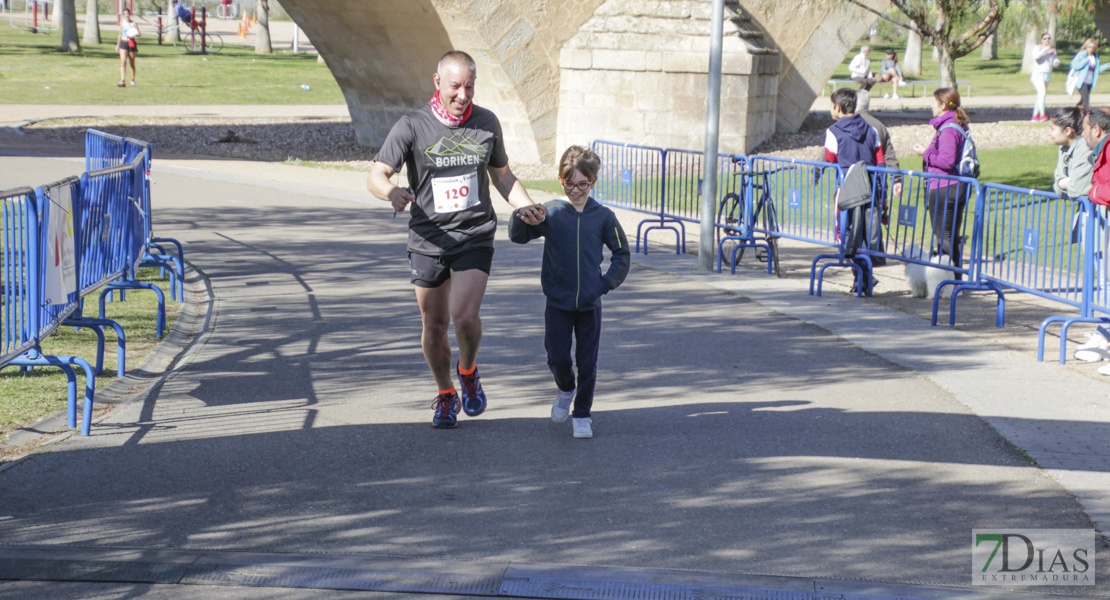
[
  {"left": 1030, "top": 33, "right": 1061, "bottom": 122},
  {"left": 849, "top": 46, "right": 875, "bottom": 91}
]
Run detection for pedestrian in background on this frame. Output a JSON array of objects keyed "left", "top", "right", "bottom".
[
  {"left": 1068, "top": 39, "right": 1110, "bottom": 108},
  {"left": 1030, "top": 33, "right": 1060, "bottom": 122},
  {"left": 116, "top": 8, "right": 140, "bottom": 88},
  {"left": 878, "top": 49, "right": 905, "bottom": 99},
  {"left": 913, "top": 88, "right": 973, "bottom": 275}
]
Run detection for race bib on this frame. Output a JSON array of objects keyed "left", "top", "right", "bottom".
[{"left": 432, "top": 172, "right": 480, "bottom": 213}]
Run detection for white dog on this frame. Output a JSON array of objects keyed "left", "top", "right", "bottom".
[{"left": 903, "top": 244, "right": 953, "bottom": 299}]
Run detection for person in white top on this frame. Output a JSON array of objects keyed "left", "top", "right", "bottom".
[
  {"left": 1029, "top": 33, "right": 1060, "bottom": 122},
  {"left": 115, "top": 8, "right": 140, "bottom": 88},
  {"left": 1069, "top": 38, "right": 1109, "bottom": 108},
  {"left": 848, "top": 46, "right": 875, "bottom": 91}
]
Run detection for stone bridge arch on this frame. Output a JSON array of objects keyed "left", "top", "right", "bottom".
[{"left": 276, "top": 0, "right": 879, "bottom": 165}]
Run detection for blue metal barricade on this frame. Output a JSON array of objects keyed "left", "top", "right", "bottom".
[
  {"left": 744, "top": 156, "right": 842, "bottom": 248},
  {"left": 1, "top": 187, "right": 40, "bottom": 368},
  {"left": 859, "top": 167, "right": 983, "bottom": 317},
  {"left": 87, "top": 129, "right": 184, "bottom": 301},
  {"left": 1034, "top": 200, "right": 1107, "bottom": 363},
  {"left": 591, "top": 140, "right": 676, "bottom": 253},
  {"left": 976, "top": 184, "right": 1088, "bottom": 337}
]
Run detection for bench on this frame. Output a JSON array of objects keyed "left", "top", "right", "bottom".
[{"left": 825, "top": 79, "right": 972, "bottom": 98}]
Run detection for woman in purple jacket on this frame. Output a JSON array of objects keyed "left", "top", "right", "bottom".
[{"left": 913, "top": 87, "right": 973, "bottom": 274}]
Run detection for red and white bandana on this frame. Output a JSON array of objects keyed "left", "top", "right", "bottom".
[{"left": 430, "top": 93, "right": 472, "bottom": 128}]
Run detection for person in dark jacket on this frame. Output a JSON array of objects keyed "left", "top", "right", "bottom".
[
  {"left": 822, "top": 88, "right": 884, "bottom": 292},
  {"left": 508, "top": 146, "right": 630, "bottom": 439}
]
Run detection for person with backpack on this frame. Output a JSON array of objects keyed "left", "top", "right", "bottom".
[
  {"left": 913, "top": 87, "right": 976, "bottom": 275},
  {"left": 821, "top": 88, "right": 885, "bottom": 293}
]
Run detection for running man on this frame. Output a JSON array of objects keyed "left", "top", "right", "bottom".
[{"left": 367, "top": 50, "right": 547, "bottom": 429}]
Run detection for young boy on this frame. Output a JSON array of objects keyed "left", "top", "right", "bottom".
[
  {"left": 508, "top": 146, "right": 630, "bottom": 438},
  {"left": 822, "top": 88, "right": 885, "bottom": 293}
]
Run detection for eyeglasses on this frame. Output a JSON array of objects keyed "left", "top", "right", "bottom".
[{"left": 562, "top": 180, "right": 594, "bottom": 191}]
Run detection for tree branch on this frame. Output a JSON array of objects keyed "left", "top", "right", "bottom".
[
  {"left": 950, "top": 2, "right": 1003, "bottom": 56},
  {"left": 843, "top": 0, "right": 920, "bottom": 34}
]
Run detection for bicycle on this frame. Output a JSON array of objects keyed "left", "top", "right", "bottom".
[
  {"left": 168, "top": 23, "right": 223, "bottom": 53},
  {"left": 716, "top": 159, "right": 782, "bottom": 277}
]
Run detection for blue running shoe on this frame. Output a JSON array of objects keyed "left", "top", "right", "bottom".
[
  {"left": 431, "top": 392, "right": 461, "bottom": 429},
  {"left": 457, "top": 363, "right": 487, "bottom": 417}
]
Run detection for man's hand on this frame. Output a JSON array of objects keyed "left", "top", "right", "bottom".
[
  {"left": 388, "top": 187, "right": 415, "bottom": 213},
  {"left": 1058, "top": 177, "right": 1071, "bottom": 192},
  {"left": 516, "top": 203, "right": 546, "bottom": 225},
  {"left": 893, "top": 181, "right": 902, "bottom": 198}
]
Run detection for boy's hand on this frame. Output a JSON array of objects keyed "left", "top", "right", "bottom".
[{"left": 517, "top": 203, "right": 546, "bottom": 225}]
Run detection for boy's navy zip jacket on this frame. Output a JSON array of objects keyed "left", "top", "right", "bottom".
[{"left": 508, "top": 197, "right": 630, "bottom": 312}]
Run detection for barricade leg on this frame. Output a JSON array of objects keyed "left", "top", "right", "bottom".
[
  {"left": 1038, "top": 316, "right": 1070, "bottom": 363},
  {"left": 811, "top": 254, "right": 867, "bottom": 297},
  {"left": 6, "top": 353, "right": 85, "bottom": 432},
  {"left": 1056, "top": 317, "right": 1110, "bottom": 365},
  {"left": 150, "top": 236, "right": 186, "bottom": 299},
  {"left": 65, "top": 316, "right": 126, "bottom": 376},
  {"left": 636, "top": 217, "right": 685, "bottom": 255},
  {"left": 101, "top": 281, "right": 166, "bottom": 338}
]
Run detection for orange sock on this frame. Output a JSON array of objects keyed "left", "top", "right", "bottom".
[
  {"left": 438, "top": 388, "right": 457, "bottom": 397},
  {"left": 458, "top": 363, "right": 476, "bottom": 376}
]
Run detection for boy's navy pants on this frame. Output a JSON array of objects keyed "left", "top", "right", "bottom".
[{"left": 544, "top": 305, "right": 602, "bottom": 418}]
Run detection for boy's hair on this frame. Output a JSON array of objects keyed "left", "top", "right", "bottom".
[
  {"left": 831, "top": 89, "right": 857, "bottom": 115},
  {"left": 1051, "top": 106, "right": 1085, "bottom": 135},
  {"left": 558, "top": 145, "right": 601, "bottom": 182}
]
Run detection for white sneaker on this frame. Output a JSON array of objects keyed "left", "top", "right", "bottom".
[
  {"left": 898, "top": 80, "right": 907, "bottom": 87},
  {"left": 572, "top": 417, "right": 593, "bottom": 439},
  {"left": 891, "top": 93, "right": 900, "bottom": 99},
  {"left": 551, "top": 388, "right": 574, "bottom": 423},
  {"left": 1073, "top": 330, "right": 1110, "bottom": 362},
  {"left": 1099, "top": 363, "right": 1110, "bottom": 376},
  {"left": 882, "top": 93, "right": 890, "bottom": 99}
]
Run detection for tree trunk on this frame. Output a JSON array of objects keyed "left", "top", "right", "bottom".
[
  {"left": 83, "top": 0, "right": 101, "bottom": 44},
  {"left": 931, "top": 15, "right": 945, "bottom": 62},
  {"left": 167, "top": 1, "right": 180, "bottom": 43},
  {"left": 59, "top": 0, "right": 80, "bottom": 52},
  {"left": 904, "top": 30, "right": 922, "bottom": 76},
  {"left": 1047, "top": 7, "right": 1057, "bottom": 44},
  {"left": 52, "top": 0, "right": 63, "bottom": 27},
  {"left": 938, "top": 43, "right": 956, "bottom": 88},
  {"left": 255, "top": 0, "right": 271, "bottom": 54},
  {"left": 1020, "top": 26, "right": 1038, "bottom": 75},
  {"left": 980, "top": 33, "right": 996, "bottom": 60}
]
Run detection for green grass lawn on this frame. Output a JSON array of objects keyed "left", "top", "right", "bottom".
[
  {"left": 0, "top": 25, "right": 345, "bottom": 104},
  {"left": 832, "top": 42, "right": 1090, "bottom": 96},
  {"left": 1, "top": 267, "right": 180, "bottom": 453}
]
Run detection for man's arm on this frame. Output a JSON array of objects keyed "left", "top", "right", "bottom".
[
  {"left": 488, "top": 164, "right": 545, "bottom": 225},
  {"left": 366, "top": 161, "right": 414, "bottom": 212}
]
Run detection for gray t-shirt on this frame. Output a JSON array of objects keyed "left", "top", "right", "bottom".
[{"left": 375, "top": 103, "right": 508, "bottom": 256}]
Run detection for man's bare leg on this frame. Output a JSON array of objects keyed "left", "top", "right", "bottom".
[
  {"left": 415, "top": 280, "right": 454, "bottom": 391},
  {"left": 450, "top": 269, "right": 489, "bottom": 370}
]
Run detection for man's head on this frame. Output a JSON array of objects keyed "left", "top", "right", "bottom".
[
  {"left": 1083, "top": 108, "right": 1110, "bottom": 149},
  {"left": 433, "top": 51, "right": 477, "bottom": 117},
  {"left": 860, "top": 45, "right": 870, "bottom": 57},
  {"left": 855, "top": 89, "right": 871, "bottom": 113},
  {"left": 830, "top": 88, "right": 856, "bottom": 120}
]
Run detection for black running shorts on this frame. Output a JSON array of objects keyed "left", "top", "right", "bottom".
[{"left": 408, "top": 246, "right": 494, "bottom": 288}]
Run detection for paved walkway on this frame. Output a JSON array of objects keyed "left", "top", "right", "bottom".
[{"left": 1, "top": 104, "right": 1110, "bottom": 599}]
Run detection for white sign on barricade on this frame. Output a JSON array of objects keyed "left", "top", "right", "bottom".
[{"left": 43, "top": 187, "right": 77, "bottom": 305}]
